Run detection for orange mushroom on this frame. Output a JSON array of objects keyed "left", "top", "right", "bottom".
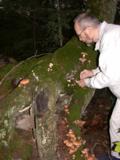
[{"left": 19, "top": 79, "right": 30, "bottom": 85}]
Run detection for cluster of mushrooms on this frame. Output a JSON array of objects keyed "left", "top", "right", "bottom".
[{"left": 63, "top": 105, "right": 96, "bottom": 160}]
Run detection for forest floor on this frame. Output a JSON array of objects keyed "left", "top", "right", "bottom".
[{"left": 81, "top": 88, "right": 115, "bottom": 159}]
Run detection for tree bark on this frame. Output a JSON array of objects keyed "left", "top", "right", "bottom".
[{"left": 86, "top": 0, "right": 117, "bottom": 23}]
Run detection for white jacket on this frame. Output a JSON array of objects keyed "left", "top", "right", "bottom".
[{"left": 85, "top": 21, "right": 120, "bottom": 92}]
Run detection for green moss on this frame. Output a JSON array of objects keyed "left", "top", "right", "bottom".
[
  {"left": 0, "top": 37, "right": 97, "bottom": 159},
  {"left": 0, "top": 64, "right": 15, "bottom": 80},
  {"left": 0, "top": 56, "right": 50, "bottom": 96},
  {"left": 0, "top": 129, "right": 33, "bottom": 160}
]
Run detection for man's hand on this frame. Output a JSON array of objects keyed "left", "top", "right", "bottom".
[
  {"left": 76, "top": 79, "right": 86, "bottom": 88},
  {"left": 76, "top": 69, "right": 93, "bottom": 88},
  {"left": 80, "top": 69, "right": 94, "bottom": 79}
]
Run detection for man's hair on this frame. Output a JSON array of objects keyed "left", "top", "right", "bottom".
[{"left": 74, "top": 12, "right": 100, "bottom": 29}]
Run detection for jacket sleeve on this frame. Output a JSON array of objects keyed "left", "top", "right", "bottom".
[
  {"left": 84, "top": 72, "right": 110, "bottom": 89},
  {"left": 84, "top": 35, "right": 120, "bottom": 89}
]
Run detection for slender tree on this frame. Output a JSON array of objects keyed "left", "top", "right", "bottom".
[{"left": 56, "top": 0, "right": 63, "bottom": 47}]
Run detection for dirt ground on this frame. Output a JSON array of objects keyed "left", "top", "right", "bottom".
[{"left": 81, "top": 88, "right": 116, "bottom": 158}]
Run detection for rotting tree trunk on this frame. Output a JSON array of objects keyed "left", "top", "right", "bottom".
[
  {"left": 0, "top": 38, "right": 97, "bottom": 160},
  {"left": 86, "top": 0, "right": 117, "bottom": 23}
]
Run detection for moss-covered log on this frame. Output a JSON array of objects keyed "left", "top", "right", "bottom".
[{"left": 0, "top": 38, "right": 97, "bottom": 160}]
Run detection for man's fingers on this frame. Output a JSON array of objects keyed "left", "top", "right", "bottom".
[
  {"left": 80, "top": 72, "right": 87, "bottom": 79},
  {"left": 80, "top": 69, "right": 87, "bottom": 75},
  {"left": 75, "top": 80, "right": 85, "bottom": 88},
  {"left": 75, "top": 80, "right": 82, "bottom": 87},
  {"left": 80, "top": 69, "right": 93, "bottom": 79},
  {"left": 75, "top": 80, "right": 80, "bottom": 85}
]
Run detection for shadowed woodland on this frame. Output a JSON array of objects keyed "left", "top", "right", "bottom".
[{"left": 0, "top": 0, "right": 120, "bottom": 160}]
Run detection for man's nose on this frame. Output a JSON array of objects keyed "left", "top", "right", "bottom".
[
  {"left": 79, "top": 36, "right": 85, "bottom": 42},
  {"left": 79, "top": 36, "right": 83, "bottom": 41}
]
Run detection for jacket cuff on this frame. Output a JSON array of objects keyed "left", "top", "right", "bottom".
[
  {"left": 84, "top": 78, "right": 91, "bottom": 87},
  {"left": 92, "top": 67, "right": 100, "bottom": 75}
]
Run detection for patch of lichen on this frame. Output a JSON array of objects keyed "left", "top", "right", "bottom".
[
  {"left": 0, "top": 82, "right": 32, "bottom": 113},
  {"left": 0, "top": 129, "right": 33, "bottom": 160},
  {"left": 0, "top": 93, "right": 33, "bottom": 159},
  {"left": 35, "top": 113, "right": 58, "bottom": 160}
]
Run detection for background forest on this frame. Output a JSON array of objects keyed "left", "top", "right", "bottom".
[
  {"left": 0, "top": 0, "right": 119, "bottom": 61},
  {"left": 0, "top": 0, "right": 120, "bottom": 60},
  {"left": 0, "top": 0, "right": 86, "bottom": 60}
]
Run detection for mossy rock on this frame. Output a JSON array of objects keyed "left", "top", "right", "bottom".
[{"left": 0, "top": 37, "right": 97, "bottom": 160}]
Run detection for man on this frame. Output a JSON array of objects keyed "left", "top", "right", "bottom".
[{"left": 74, "top": 13, "right": 120, "bottom": 160}]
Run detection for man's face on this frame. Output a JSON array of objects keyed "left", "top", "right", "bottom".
[{"left": 74, "top": 22, "right": 96, "bottom": 44}]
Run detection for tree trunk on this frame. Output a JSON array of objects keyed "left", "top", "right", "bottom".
[
  {"left": 56, "top": 0, "right": 63, "bottom": 47},
  {"left": 86, "top": 0, "right": 117, "bottom": 23}
]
